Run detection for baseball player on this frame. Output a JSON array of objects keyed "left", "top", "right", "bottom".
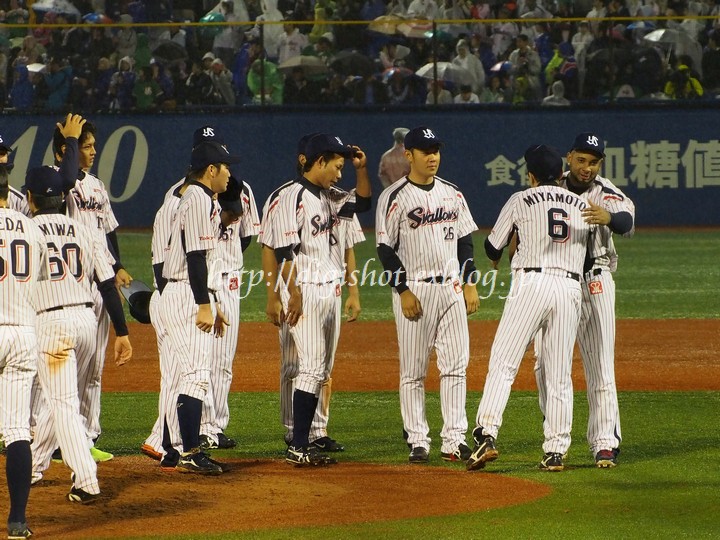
[
  {"left": 534, "top": 132, "right": 635, "bottom": 468},
  {"left": 378, "top": 127, "right": 411, "bottom": 189},
  {"left": 53, "top": 119, "right": 133, "bottom": 462},
  {"left": 140, "top": 126, "right": 236, "bottom": 464},
  {"left": 260, "top": 133, "right": 371, "bottom": 466},
  {"left": 0, "top": 162, "right": 47, "bottom": 540},
  {"left": 262, "top": 133, "right": 366, "bottom": 452},
  {"left": 161, "top": 140, "right": 238, "bottom": 474},
  {"left": 199, "top": 175, "right": 261, "bottom": 450},
  {"left": 375, "top": 126, "right": 480, "bottom": 464},
  {"left": 0, "top": 133, "right": 29, "bottom": 218},
  {"left": 25, "top": 165, "right": 132, "bottom": 504},
  {"left": 467, "top": 144, "right": 596, "bottom": 473}
]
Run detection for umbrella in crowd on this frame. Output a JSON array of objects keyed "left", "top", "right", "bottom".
[
  {"left": 368, "top": 15, "right": 406, "bottom": 35},
  {"left": 152, "top": 41, "right": 189, "bottom": 64},
  {"left": 330, "top": 50, "right": 375, "bottom": 77},
  {"left": 643, "top": 28, "right": 684, "bottom": 44},
  {"left": 415, "top": 61, "right": 472, "bottom": 86},
  {"left": 31, "top": 0, "right": 81, "bottom": 18},
  {"left": 643, "top": 28, "right": 702, "bottom": 75},
  {"left": 490, "top": 61, "right": 512, "bottom": 73},
  {"left": 26, "top": 63, "right": 47, "bottom": 74},
  {"left": 398, "top": 21, "right": 433, "bottom": 39},
  {"left": 381, "top": 66, "right": 414, "bottom": 81},
  {"left": 278, "top": 55, "right": 330, "bottom": 76}
]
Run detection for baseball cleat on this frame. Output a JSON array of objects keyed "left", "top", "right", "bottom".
[
  {"left": 595, "top": 448, "right": 619, "bottom": 468},
  {"left": 310, "top": 436, "right": 344, "bottom": 452},
  {"left": 199, "top": 435, "right": 219, "bottom": 450},
  {"left": 466, "top": 430, "right": 499, "bottom": 471},
  {"left": 160, "top": 450, "right": 180, "bottom": 472},
  {"left": 90, "top": 447, "right": 114, "bottom": 462},
  {"left": 216, "top": 432, "right": 237, "bottom": 449},
  {"left": 140, "top": 443, "right": 162, "bottom": 461},
  {"left": 285, "top": 445, "right": 337, "bottom": 466},
  {"left": 539, "top": 452, "right": 565, "bottom": 472},
  {"left": 7, "top": 521, "right": 33, "bottom": 539},
  {"left": 408, "top": 446, "right": 429, "bottom": 464},
  {"left": 177, "top": 450, "right": 223, "bottom": 475},
  {"left": 67, "top": 486, "right": 101, "bottom": 504},
  {"left": 441, "top": 443, "right": 472, "bottom": 462}
]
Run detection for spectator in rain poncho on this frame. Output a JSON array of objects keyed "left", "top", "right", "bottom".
[
  {"left": 109, "top": 56, "right": 137, "bottom": 111},
  {"left": 9, "top": 64, "right": 34, "bottom": 111}
]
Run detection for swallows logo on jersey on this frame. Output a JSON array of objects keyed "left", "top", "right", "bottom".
[
  {"left": 73, "top": 196, "right": 103, "bottom": 211},
  {"left": 311, "top": 213, "right": 339, "bottom": 237},
  {"left": 407, "top": 206, "right": 458, "bottom": 229}
]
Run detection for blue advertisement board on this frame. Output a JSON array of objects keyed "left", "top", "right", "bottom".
[{"left": 4, "top": 107, "right": 719, "bottom": 227}]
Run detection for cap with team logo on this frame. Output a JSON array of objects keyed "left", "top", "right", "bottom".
[
  {"left": 0, "top": 133, "right": 11, "bottom": 153},
  {"left": 524, "top": 144, "right": 563, "bottom": 183},
  {"left": 571, "top": 132, "right": 605, "bottom": 158},
  {"left": 193, "top": 125, "right": 224, "bottom": 147},
  {"left": 218, "top": 175, "right": 244, "bottom": 214},
  {"left": 303, "top": 133, "right": 354, "bottom": 164},
  {"left": 23, "top": 166, "right": 64, "bottom": 196},
  {"left": 190, "top": 141, "right": 241, "bottom": 170},
  {"left": 403, "top": 127, "right": 443, "bottom": 151}
]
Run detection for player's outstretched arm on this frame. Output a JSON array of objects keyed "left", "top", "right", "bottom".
[{"left": 114, "top": 335, "right": 133, "bottom": 366}]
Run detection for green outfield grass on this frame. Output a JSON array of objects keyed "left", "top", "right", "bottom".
[
  {"left": 109, "top": 229, "right": 720, "bottom": 539},
  {"left": 119, "top": 229, "right": 720, "bottom": 321}
]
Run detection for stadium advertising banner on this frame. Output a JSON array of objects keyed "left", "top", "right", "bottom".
[{"left": 4, "top": 108, "right": 718, "bottom": 227}]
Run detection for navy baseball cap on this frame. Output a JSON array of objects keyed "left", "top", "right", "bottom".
[
  {"left": 297, "top": 132, "right": 321, "bottom": 156},
  {"left": 0, "top": 133, "right": 11, "bottom": 153},
  {"left": 524, "top": 144, "right": 563, "bottom": 183},
  {"left": 190, "top": 141, "right": 241, "bottom": 171},
  {"left": 24, "top": 166, "right": 64, "bottom": 196},
  {"left": 571, "top": 132, "right": 605, "bottom": 158},
  {"left": 404, "top": 127, "right": 443, "bottom": 151},
  {"left": 218, "top": 175, "right": 243, "bottom": 214},
  {"left": 304, "top": 133, "right": 353, "bottom": 164},
  {"left": 193, "top": 125, "right": 224, "bottom": 147}
]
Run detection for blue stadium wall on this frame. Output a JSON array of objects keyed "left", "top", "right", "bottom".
[{"left": 5, "top": 107, "right": 719, "bottom": 227}]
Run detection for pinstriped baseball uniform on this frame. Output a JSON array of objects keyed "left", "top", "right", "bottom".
[
  {"left": 260, "top": 178, "right": 353, "bottom": 438},
  {"left": 0, "top": 208, "right": 46, "bottom": 447},
  {"left": 535, "top": 173, "right": 635, "bottom": 455},
  {"left": 143, "top": 187, "right": 185, "bottom": 457},
  {"left": 8, "top": 186, "right": 31, "bottom": 217},
  {"left": 64, "top": 170, "right": 120, "bottom": 443},
  {"left": 162, "top": 183, "right": 222, "bottom": 404},
  {"left": 475, "top": 184, "right": 595, "bottom": 456},
  {"left": 376, "top": 176, "right": 477, "bottom": 455},
  {"left": 200, "top": 182, "right": 260, "bottom": 443},
  {"left": 30, "top": 214, "right": 116, "bottom": 495}
]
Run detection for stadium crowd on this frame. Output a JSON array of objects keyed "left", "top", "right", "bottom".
[{"left": 1, "top": 0, "right": 720, "bottom": 111}]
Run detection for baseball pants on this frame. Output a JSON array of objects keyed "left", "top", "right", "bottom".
[
  {"left": 0, "top": 326, "right": 37, "bottom": 446},
  {"left": 393, "top": 281, "right": 469, "bottom": 455}
]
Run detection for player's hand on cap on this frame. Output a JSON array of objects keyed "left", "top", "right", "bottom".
[
  {"left": 581, "top": 200, "right": 611, "bottom": 226},
  {"left": 57, "top": 113, "right": 86, "bottom": 140},
  {"left": 213, "top": 307, "right": 230, "bottom": 338},
  {"left": 115, "top": 268, "right": 133, "bottom": 288},
  {"left": 399, "top": 289, "right": 423, "bottom": 321},
  {"left": 285, "top": 289, "right": 303, "bottom": 327},
  {"left": 350, "top": 145, "right": 367, "bottom": 169},
  {"left": 344, "top": 291, "right": 361, "bottom": 322},
  {"left": 196, "top": 303, "right": 214, "bottom": 333},
  {"left": 463, "top": 283, "right": 480, "bottom": 315},
  {"left": 114, "top": 335, "right": 133, "bottom": 366}
]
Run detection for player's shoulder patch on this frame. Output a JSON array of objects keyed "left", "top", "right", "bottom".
[
  {"left": 382, "top": 177, "right": 411, "bottom": 209},
  {"left": 593, "top": 177, "right": 625, "bottom": 201},
  {"left": 435, "top": 176, "right": 460, "bottom": 191}
]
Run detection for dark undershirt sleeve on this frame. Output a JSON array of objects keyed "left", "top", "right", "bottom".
[
  {"left": 484, "top": 237, "right": 504, "bottom": 262},
  {"left": 608, "top": 211, "right": 633, "bottom": 235},
  {"left": 457, "top": 234, "right": 477, "bottom": 284},
  {"left": 96, "top": 278, "right": 129, "bottom": 336},
  {"left": 377, "top": 244, "right": 408, "bottom": 294},
  {"left": 187, "top": 250, "right": 210, "bottom": 304}
]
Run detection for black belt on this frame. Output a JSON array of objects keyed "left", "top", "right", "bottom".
[
  {"left": 422, "top": 276, "right": 451, "bottom": 284},
  {"left": 523, "top": 267, "right": 580, "bottom": 282},
  {"left": 168, "top": 279, "right": 179, "bottom": 282},
  {"left": 586, "top": 268, "right": 602, "bottom": 278},
  {"left": 41, "top": 302, "right": 93, "bottom": 313}
]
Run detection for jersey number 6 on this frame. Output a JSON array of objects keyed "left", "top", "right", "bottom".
[{"left": 547, "top": 208, "right": 569, "bottom": 243}]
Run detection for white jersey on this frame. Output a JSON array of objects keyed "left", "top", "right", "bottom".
[
  {"left": 163, "top": 183, "right": 221, "bottom": 284},
  {"left": 376, "top": 176, "right": 478, "bottom": 281},
  {"left": 261, "top": 178, "right": 353, "bottom": 284},
  {"left": 152, "top": 185, "right": 184, "bottom": 269},
  {"left": 164, "top": 178, "right": 186, "bottom": 203},
  {"left": 0, "top": 208, "right": 47, "bottom": 325},
  {"left": 489, "top": 184, "right": 595, "bottom": 275},
  {"left": 32, "top": 213, "right": 115, "bottom": 312},
  {"left": 216, "top": 183, "right": 260, "bottom": 274},
  {"left": 560, "top": 173, "right": 636, "bottom": 272},
  {"left": 8, "top": 186, "right": 31, "bottom": 217},
  {"left": 65, "top": 171, "right": 119, "bottom": 239}
]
